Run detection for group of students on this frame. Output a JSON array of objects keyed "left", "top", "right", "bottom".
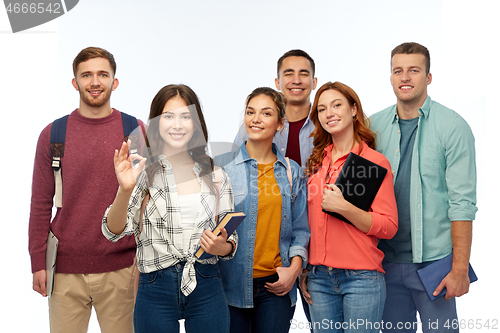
[{"left": 29, "top": 44, "right": 477, "bottom": 333}]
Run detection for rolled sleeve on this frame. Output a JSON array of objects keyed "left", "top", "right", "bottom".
[
  {"left": 101, "top": 205, "right": 127, "bottom": 242},
  {"left": 367, "top": 157, "right": 398, "bottom": 239},
  {"left": 101, "top": 172, "right": 147, "bottom": 243},
  {"left": 445, "top": 116, "right": 478, "bottom": 222}
]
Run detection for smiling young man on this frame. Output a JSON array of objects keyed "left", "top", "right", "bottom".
[
  {"left": 370, "top": 42, "right": 477, "bottom": 332},
  {"left": 234, "top": 49, "right": 317, "bottom": 168},
  {"left": 29, "top": 47, "right": 142, "bottom": 333}
]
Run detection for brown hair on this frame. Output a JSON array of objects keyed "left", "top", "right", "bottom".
[
  {"left": 72, "top": 47, "right": 117, "bottom": 77},
  {"left": 245, "top": 87, "right": 286, "bottom": 125},
  {"left": 145, "top": 84, "right": 216, "bottom": 193},
  {"left": 391, "top": 42, "right": 430, "bottom": 74},
  {"left": 306, "top": 82, "right": 376, "bottom": 176},
  {"left": 277, "top": 49, "right": 315, "bottom": 77}
]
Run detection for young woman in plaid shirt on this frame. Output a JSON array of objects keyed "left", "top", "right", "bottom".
[{"left": 103, "top": 84, "right": 237, "bottom": 333}]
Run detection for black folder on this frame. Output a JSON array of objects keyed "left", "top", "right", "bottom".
[{"left": 322, "top": 152, "right": 387, "bottom": 225}]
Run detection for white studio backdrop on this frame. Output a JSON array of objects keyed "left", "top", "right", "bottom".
[{"left": 1, "top": 0, "right": 498, "bottom": 332}]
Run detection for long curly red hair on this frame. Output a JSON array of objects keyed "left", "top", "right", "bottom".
[{"left": 306, "top": 81, "right": 376, "bottom": 176}]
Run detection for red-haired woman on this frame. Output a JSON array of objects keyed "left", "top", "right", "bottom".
[{"left": 300, "top": 82, "right": 397, "bottom": 332}]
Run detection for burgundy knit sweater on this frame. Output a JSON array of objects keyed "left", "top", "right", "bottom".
[{"left": 29, "top": 109, "right": 141, "bottom": 274}]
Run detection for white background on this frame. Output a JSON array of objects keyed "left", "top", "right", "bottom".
[{"left": 1, "top": 1, "right": 498, "bottom": 332}]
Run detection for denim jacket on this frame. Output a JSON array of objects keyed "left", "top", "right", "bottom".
[
  {"left": 234, "top": 114, "right": 315, "bottom": 168},
  {"left": 214, "top": 143, "right": 310, "bottom": 308}
]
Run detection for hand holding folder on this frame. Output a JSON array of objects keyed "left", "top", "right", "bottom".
[
  {"left": 322, "top": 152, "right": 387, "bottom": 225},
  {"left": 416, "top": 254, "right": 477, "bottom": 301},
  {"left": 46, "top": 230, "right": 59, "bottom": 298}
]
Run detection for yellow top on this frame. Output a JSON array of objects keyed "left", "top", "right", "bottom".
[{"left": 253, "top": 161, "right": 283, "bottom": 278}]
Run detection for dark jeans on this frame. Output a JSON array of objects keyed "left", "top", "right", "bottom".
[
  {"left": 382, "top": 261, "right": 458, "bottom": 333},
  {"left": 134, "top": 262, "right": 229, "bottom": 333},
  {"left": 229, "top": 273, "right": 296, "bottom": 333}
]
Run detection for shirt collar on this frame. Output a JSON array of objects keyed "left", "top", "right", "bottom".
[
  {"left": 391, "top": 95, "right": 432, "bottom": 123},
  {"left": 156, "top": 154, "right": 202, "bottom": 176},
  {"left": 284, "top": 103, "right": 312, "bottom": 125},
  {"left": 419, "top": 95, "right": 432, "bottom": 118},
  {"left": 323, "top": 141, "right": 363, "bottom": 166},
  {"left": 237, "top": 142, "right": 287, "bottom": 168}
]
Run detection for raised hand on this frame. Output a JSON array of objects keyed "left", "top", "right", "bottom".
[{"left": 114, "top": 140, "right": 147, "bottom": 192}]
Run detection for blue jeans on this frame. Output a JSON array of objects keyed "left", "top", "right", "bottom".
[
  {"left": 306, "top": 266, "right": 386, "bottom": 333},
  {"left": 382, "top": 261, "right": 458, "bottom": 333},
  {"left": 229, "top": 273, "right": 296, "bottom": 333},
  {"left": 133, "top": 262, "right": 229, "bottom": 333}
]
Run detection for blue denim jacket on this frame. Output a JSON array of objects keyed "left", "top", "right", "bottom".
[
  {"left": 234, "top": 115, "right": 315, "bottom": 168},
  {"left": 214, "top": 143, "right": 310, "bottom": 308}
]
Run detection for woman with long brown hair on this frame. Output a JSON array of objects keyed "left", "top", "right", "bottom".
[
  {"left": 300, "top": 82, "right": 397, "bottom": 332},
  {"left": 102, "top": 84, "right": 237, "bottom": 332},
  {"left": 215, "top": 87, "right": 310, "bottom": 333}
]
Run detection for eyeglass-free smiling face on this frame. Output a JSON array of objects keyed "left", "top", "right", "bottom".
[
  {"left": 72, "top": 57, "right": 118, "bottom": 109},
  {"left": 390, "top": 53, "right": 432, "bottom": 114},
  {"left": 159, "top": 95, "right": 195, "bottom": 156},
  {"left": 317, "top": 89, "right": 357, "bottom": 138},
  {"left": 244, "top": 94, "right": 283, "bottom": 144},
  {"left": 275, "top": 56, "right": 317, "bottom": 107}
]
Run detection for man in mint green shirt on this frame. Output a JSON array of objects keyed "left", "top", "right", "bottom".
[{"left": 370, "top": 42, "right": 477, "bottom": 333}]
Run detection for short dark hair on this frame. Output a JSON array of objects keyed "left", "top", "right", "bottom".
[
  {"left": 277, "top": 49, "right": 315, "bottom": 77},
  {"left": 391, "top": 42, "right": 430, "bottom": 74},
  {"left": 73, "top": 47, "right": 117, "bottom": 77}
]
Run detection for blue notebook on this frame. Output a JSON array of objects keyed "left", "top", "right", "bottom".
[
  {"left": 416, "top": 254, "right": 477, "bottom": 301},
  {"left": 194, "top": 211, "right": 245, "bottom": 259}
]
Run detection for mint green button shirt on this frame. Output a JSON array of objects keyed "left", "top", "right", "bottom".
[{"left": 370, "top": 96, "right": 477, "bottom": 263}]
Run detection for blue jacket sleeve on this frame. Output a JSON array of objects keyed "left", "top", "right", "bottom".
[{"left": 288, "top": 165, "right": 310, "bottom": 268}]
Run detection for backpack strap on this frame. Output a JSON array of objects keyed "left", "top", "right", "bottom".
[
  {"left": 213, "top": 167, "right": 223, "bottom": 223},
  {"left": 49, "top": 112, "right": 139, "bottom": 208},
  {"left": 121, "top": 112, "right": 139, "bottom": 154},
  {"left": 284, "top": 157, "right": 293, "bottom": 193},
  {"left": 50, "top": 115, "right": 69, "bottom": 208}
]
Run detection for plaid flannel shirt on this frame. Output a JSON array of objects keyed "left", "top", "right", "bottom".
[{"left": 103, "top": 155, "right": 236, "bottom": 296}]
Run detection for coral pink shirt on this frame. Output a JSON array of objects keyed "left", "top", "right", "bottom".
[{"left": 307, "top": 142, "right": 398, "bottom": 273}]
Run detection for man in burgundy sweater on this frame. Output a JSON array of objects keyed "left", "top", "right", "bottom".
[{"left": 29, "top": 47, "right": 140, "bottom": 333}]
